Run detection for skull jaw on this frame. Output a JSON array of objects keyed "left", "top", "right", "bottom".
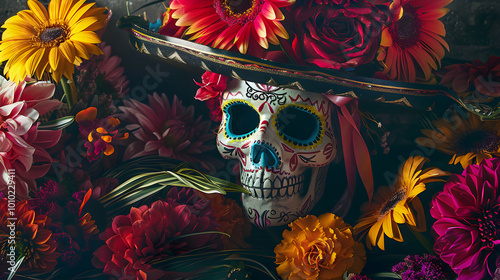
[{"left": 242, "top": 166, "right": 329, "bottom": 228}]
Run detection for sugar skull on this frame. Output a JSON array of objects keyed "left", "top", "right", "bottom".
[{"left": 216, "top": 79, "right": 337, "bottom": 228}]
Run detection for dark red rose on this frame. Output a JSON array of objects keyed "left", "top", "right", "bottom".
[{"left": 291, "top": 0, "right": 390, "bottom": 69}]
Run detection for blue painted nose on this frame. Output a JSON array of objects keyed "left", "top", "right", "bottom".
[{"left": 251, "top": 143, "right": 279, "bottom": 169}]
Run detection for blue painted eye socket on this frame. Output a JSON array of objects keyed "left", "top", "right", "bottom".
[
  {"left": 274, "top": 106, "right": 322, "bottom": 147},
  {"left": 224, "top": 102, "right": 260, "bottom": 139}
]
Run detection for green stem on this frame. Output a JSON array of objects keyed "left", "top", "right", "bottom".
[
  {"left": 407, "top": 225, "right": 434, "bottom": 254},
  {"left": 61, "top": 76, "right": 73, "bottom": 109}
]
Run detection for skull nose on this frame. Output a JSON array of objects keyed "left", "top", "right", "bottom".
[{"left": 251, "top": 143, "right": 279, "bottom": 168}]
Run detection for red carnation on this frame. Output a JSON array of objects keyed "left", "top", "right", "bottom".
[{"left": 92, "top": 199, "right": 219, "bottom": 279}]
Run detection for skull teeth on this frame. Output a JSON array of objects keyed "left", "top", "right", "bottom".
[{"left": 241, "top": 173, "right": 305, "bottom": 199}]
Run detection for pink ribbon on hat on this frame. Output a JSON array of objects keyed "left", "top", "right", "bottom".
[{"left": 323, "top": 95, "right": 374, "bottom": 217}]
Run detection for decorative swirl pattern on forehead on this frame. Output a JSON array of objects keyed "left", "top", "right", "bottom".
[{"left": 245, "top": 81, "right": 287, "bottom": 106}]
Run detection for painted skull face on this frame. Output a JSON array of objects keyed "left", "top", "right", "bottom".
[{"left": 216, "top": 80, "right": 336, "bottom": 228}]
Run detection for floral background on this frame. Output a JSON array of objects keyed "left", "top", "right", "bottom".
[{"left": 0, "top": 0, "right": 499, "bottom": 279}]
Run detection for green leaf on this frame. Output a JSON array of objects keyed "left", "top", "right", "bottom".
[
  {"left": 103, "top": 156, "right": 184, "bottom": 179},
  {"left": 368, "top": 272, "right": 402, "bottom": 279},
  {"left": 38, "top": 116, "right": 74, "bottom": 131},
  {"left": 100, "top": 156, "right": 249, "bottom": 215},
  {"left": 166, "top": 231, "right": 231, "bottom": 243},
  {"left": 151, "top": 250, "right": 278, "bottom": 280},
  {"left": 7, "top": 255, "right": 25, "bottom": 280}
]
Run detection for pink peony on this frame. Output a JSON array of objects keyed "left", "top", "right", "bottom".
[
  {"left": 118, "top": 93, "right": 218, "bottom": 171},
  {"left": 439, "top": 55, "right": 500, "bottom": 97},
  {"left": 92, "top": 199, "right": 219, "bottom": 280},
  {"left": 431, "top": 157, "right": 500, "bottom": 280},
  {"left": 0, "top": 77, "right": 62, "bottom": 198}
]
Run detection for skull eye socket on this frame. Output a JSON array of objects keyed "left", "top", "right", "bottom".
[
  {"left": 224, "top": 102, "right": 260, "bottom": 138},
  {"left": 274, "top": 106, "right": 322, "bottom": 146}
]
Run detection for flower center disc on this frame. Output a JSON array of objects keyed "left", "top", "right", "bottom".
[
  {"left": 40, "top": 26, "right": 66, "bottom": 43},
  {"left": 380, "top": 190, "right": 406, "bottom": 217},
  {"left": 389, "top": 5, "right": 420, "bottom": 49},
  {"left": 454, "top": 130, "right": 500, "bottom": 154},
  {"left": 216, "top": 0, "right": 263, "bottom": 25},
  {"left": 225, "top": 0, "right": 253, "bottom": 14}
]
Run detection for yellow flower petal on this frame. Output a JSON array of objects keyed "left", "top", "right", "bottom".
[
  {"left": 70, "top": 31, "right": 101, "bottom": 44},
  {"left": 104, "top": 145, "right": 114, "bottom": 156},
  {"left": 59, "top": 41, "right": 76, "bottom": 63},
  {"left": 27, "top": 0, "right": 49, "bottom": 22}
]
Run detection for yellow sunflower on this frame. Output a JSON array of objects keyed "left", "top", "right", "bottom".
[
  {"left": 0, "top": 0, "right": 107, "bottom": 84},
  {"left": 416, "top": 111, "right": 500, "bottom": 169},
  {"left": 354, "top": 156, "right": 448, "bottom": 250}
]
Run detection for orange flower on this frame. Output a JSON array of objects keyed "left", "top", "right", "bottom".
[
  {"left": 75, "top": 107, "right": 128, "bottom": 161},
  {"left": 377, "top": 0, "right": 451, "bottom": 82},
  {"left": 354, "top": 156, "right": 449, "bottom": 250},
  {"left": 169, "top": 0, "right": 295, "bottom": 54},
  {"left": 0, "top": 199, "right": 60, "bottom": 272},
  {"left": 209, "top": 194, "right": 251, "bottom": 249},
  {"left": 274, "top": 213, "right": 366, "bottom": 280},
  {"left": 416, "top": 111, "right": 500, "bottom": 169}
]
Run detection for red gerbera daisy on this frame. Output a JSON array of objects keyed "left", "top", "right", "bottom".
[
  {"left": 170, "top": 0, "right": 295, "bottom": 54},
  {"left": 377, "top": 0, "right": 452, "bottom": 83}
]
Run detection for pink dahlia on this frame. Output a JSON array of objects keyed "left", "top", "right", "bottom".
[
  {"left": 76, "top": 42, "right": 130, "bottom": 115},
  {"left": 0, "top": 77, "right": 62, "bottom": 199},
  {"left": 92, "top": 199, "right": 219, "bottom": 279},
  {"left": 119, "top": 93, "right": 218, "bottom": 171},
  {"left": 431, "top": 157, "right": 500, "bottom": 280}
]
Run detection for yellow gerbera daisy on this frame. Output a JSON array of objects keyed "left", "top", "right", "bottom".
[
  {"left": 416, "top": 111, "right": 500, "bottom": 169},
  {"left": 354, "top": 156, "right": 448, "bottom": 250},
  {"left": 0, "top": 0, "right": 107, "bottom": 84}
]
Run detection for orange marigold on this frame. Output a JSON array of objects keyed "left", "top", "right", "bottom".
[
  {"left": 0, "top": 199, "right": 60, "bottom": 272},
  {"left": 274, "top": 213, "right": 366, "bottom": 280}
]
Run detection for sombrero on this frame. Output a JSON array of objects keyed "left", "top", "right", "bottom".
[{"left": 116, "top": 17, "right": 499, "bottom": 120}]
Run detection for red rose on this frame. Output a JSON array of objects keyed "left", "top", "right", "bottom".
[{"left": 291, "top": 0, "right": 390, "bottom": 69}]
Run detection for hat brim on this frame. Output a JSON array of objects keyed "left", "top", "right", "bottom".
[{"left": 118, "top": 16, "right": 499, "bottom": 119}]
